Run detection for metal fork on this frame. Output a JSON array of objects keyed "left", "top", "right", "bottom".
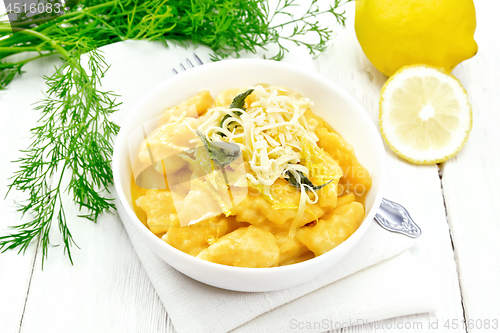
[
  {"left": 172, "top": 53, "right": 204, "bottom": 75},
  {"left": 172, "top": 56, "right": 421, "bottom": 239}
]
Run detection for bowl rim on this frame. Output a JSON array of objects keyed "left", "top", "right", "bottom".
[{"left": 112, "top": 58, "right": 385, "bottom": 274}]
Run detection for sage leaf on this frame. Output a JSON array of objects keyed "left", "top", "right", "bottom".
[
  {"left": 196, "top": 130, "right": 241, "bottom": 168},
  {"left": 285, "top": 169, "right": 335, "bottom": 191},
  {"left": 218, "top": 89, "right": 254, "bottom": 137},
  {"left": 230, "top": 89, "right": 254, "bottom": 110}
]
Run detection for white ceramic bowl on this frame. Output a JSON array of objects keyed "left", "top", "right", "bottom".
[{"left": 112, "top": 59, "right": 385, "bottom": 292}]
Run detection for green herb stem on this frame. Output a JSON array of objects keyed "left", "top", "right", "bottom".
[
  {"left": 0, "top": 0, "right": 351, "bottom": 264},
  {"left": 0, "top": 26, "right": 70, "bottom": 58},
  {"left": 0, "top": 52, "right": 56, "bottom": 67}
]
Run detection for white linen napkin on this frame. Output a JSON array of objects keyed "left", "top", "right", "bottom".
[
  {"left": 99, "top": 40, "right": 436, "bottom": 333},
  {"left": 115, "top": 197, "right": 435, "bottom": 333}
]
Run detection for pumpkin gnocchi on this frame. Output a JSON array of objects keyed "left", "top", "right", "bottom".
[{"left": 132, "top": 85, "right": 371, "bottom": 267}]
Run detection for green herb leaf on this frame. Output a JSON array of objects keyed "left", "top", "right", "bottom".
[
  {"left": 0, "top": 0, "right": 351, "bottom": 264},
  {"left": 219, "top": 110, "right": 243, "bottom": 130},
  {"left": 218, "top": 89, "right": 254, "bottom": 137},
  {"left": 196, "top": 130, "right": 241, "bottom": 168},
  {"left": 0, "top": 46, "right": 119, "bottom": 266},
  {"left": 229, "top": 89, "right": 254, "bottom": 110},
  {"left": 285, "top": 169, "right": 334, "bottom": 191},
  {"left": 1, "top": 1, "right": 351, "bottom": 88}
]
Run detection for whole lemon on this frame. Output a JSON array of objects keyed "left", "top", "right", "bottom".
[{"left": 355, "top": 0, "right": 478, "bottom": 77}]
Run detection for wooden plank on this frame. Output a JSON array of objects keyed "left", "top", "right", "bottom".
[
  {"left": 12, "top": 40, "right": 215, "bottom": 333},
  {"left": 0, "top": 54, "right": 63, "bottom": 333},
  {"left": 12, "top": 44, "right": 184, "bottom": 333},
  {"left": 441, "top": 1, "right": 500, "bottom": 331},
  {"left": 0, "top": 0, "right": 487, "bottom": 331},
  {"left": 313, "top": 3, "right": 466, "bottom": 331},
  {"left": 18, "top": 212, "right": 171, "bottom": 333},
  {"left": 2, "top": 40, "right": 213, "bottom": 333}
]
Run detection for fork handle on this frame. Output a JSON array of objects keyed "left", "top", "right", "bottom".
[{"left": 374, "top": 198, "right": 422, "bottom": 238}]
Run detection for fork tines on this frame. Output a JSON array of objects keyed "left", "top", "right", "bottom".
[{"left": 172, "top": 53, "right": 204, "bottom": 75}]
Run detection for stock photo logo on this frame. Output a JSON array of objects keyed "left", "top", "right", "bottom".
[
  {"left": 3, "top": 0, "right": 69, "bottom": 31},
  {"left": 128, "top": 102, "right": 373, "bottom": 229},
  {"left": 129, "top": 107, "right": 248, "bottom": 228}
]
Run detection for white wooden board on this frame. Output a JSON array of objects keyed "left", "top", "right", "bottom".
[{"left": 0, "top": 1, "right": 498, "bottom": 332}]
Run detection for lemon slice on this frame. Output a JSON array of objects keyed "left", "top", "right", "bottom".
[{"left": 380, "top": 65, "right": 472, "bottom": 164}]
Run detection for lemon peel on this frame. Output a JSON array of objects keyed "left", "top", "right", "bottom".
[
  {"left": 379, "top": 65, "right": 472, "bottom": 164},
  {"left": 355, "top": 0, "right": 478, "bottom": 76}
]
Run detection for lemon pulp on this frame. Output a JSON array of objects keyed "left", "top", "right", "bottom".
[{"left": 380, "top": 65, "right": 472, "bottom": 164}]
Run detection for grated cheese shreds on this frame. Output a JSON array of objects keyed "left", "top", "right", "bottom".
[
  {"left": 197, "top": 85, "right": 326, "bottom": 227},
  {"left": 200, "top": 85, "right": 318, "bottom": 184}
]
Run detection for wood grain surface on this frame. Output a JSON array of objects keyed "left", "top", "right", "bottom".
[{"left": 1, "top": 1, "right": 498, "bottom": 332}]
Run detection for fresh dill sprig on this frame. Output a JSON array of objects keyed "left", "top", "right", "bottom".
[
  {"left": 266, "top": 0, "right": 351, "bottom": 60},
  {"left": 209, "top": 0, "right": 352, "bottom": 61},
  {"left": 1, "top": 46, "right": 120, "bottom": 264},
  {"left": 0, "top": 0, "right": 351, "bottom": 264},
  {"left": 1, "top": 0, "right": 351, "bottom": 88}
]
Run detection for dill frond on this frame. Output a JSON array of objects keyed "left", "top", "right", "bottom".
[{"left": 0, "top": 0, "right": 351, "bottom": 264}]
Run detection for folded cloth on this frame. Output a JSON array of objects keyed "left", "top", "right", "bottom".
[
  {"left": 102, "top": 40, "right": 436, "bottom": 333},
  {"left": 115, "top": 196, "right": 435, "bottom": 333}
]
